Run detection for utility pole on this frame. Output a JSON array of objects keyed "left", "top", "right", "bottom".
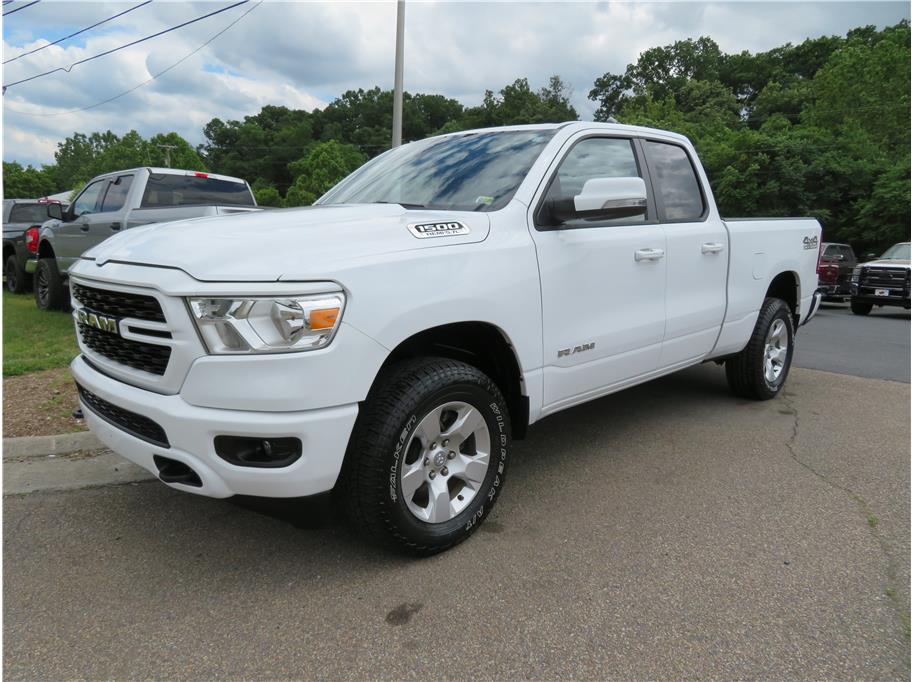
[
  {"left": 156, "top": 144, "right": 178, "bottom": 168},
  {"left": 391, "top": 0, "right": 405, "bottom": 147}
]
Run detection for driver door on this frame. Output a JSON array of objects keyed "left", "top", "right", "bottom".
[
  {"left": 53, "top": 179, "right": 108, "bottom": 271},
  {"left": 529, "top": 135, "right": 666, "bottom": 414}
]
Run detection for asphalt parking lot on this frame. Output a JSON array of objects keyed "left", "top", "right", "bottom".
[{"left": 4, "top": 309, "right": 910, "bottom": 679}]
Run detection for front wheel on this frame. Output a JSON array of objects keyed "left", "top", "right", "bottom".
[
  {"left": 850, "top": 298, "right": 873, "bottom": 316},
  {"left": 726, "top": 297, "right": 795, "bottom": 400},
  {"left": 340, "top": 358, "right": 511, "bottom": 555},
  {"left": 34, "top": 258, "right": 67, "bottom": 311}
]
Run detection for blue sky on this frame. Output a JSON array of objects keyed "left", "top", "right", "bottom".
[{"left": 2, "top": 1, "right": 909, "bottom": 169}]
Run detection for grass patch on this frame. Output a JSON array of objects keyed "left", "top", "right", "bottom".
[
  {"left": 867, "top": 513, "right": 879, "bottom": 529},
  {"left": 2, "top": 290, "right": 78, "bottom": 377}
]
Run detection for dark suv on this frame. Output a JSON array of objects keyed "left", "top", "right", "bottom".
[
  {"left": 816, "top": 242, "right": 857, "bottom": 301},
  {"left": 2, "top": 199, "right": 61, "bottom": 294}
]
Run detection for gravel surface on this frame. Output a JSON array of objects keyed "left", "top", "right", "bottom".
[
  {"left": 4, "top": 366, "right": 909, "bottom": 680},
  {"left": 2, "top": 367, "right": 84, "bottom": 438}
]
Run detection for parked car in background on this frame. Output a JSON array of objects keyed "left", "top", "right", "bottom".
[
  {"left": 816, "top": 242, "right": 857, "bottom": 301},
  {"left": 67, "top": 122, "right": 822, "bottom": 553},
  {"left": 31, "top": 168, "right": 259, "bottom": 310},
  {"left": 850, "top": 242, "right": 911, "bottom": 315},
  {"left": 3, "top": 198, "right": 65, "bottom": 294}
]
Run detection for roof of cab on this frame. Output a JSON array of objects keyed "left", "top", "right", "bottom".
[
  {"left": 91, "top": 167, "right": 247, "bottom": 183},
  {"left": 434, "top": 120, "right": 692, "bottom": 144}
]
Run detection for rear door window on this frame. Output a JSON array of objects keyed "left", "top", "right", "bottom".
[
  {"left": 643, "top": 141, "right": 705, "bottom": 222},
  {"left": 100, "top": 175, "right": 134, "bottom": 212},
  {"left": 141, "top": 174, "right": 255, "bottom": 208}
]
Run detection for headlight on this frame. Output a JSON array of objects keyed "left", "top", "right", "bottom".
[
  {"left": 187, "top": 293, "right": 345, "bottom": 354},
  {"left": 851, "top": 267, "right": 861, "bottom": 282}
]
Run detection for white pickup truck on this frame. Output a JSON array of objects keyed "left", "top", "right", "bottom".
[{"left": 68, "top": 122, "right": 822, "bottom": 553}]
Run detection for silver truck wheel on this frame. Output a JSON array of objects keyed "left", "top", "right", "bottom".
[
  {"left": 762, "top": 319, "right": 788, "bottom": 384},
  {"left": 726, "top": 297, "right": 794, "bottom": 400},
  {"left": 340, "top": 358, "right": 510, "bottom": 555},
  {"left": 400, "top": 401, "right": 491, "bottom": 524}
]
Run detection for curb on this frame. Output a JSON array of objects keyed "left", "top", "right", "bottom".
[
  {"left": 3, "top": 431, "right": 101, "bottom": 459},
  {"left": 3, "top": 448, "right": 154, "bottom": 495}
]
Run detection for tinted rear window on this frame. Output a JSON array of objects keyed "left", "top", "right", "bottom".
[
  {"left": 8, "top": 203, "right": 50, "bottom": 224},
  {"left": 141, "top": 174, "right": 254, "bottom": 208},
  {"left": 643, "top": 140, "right": 705, "bottom": 221}
]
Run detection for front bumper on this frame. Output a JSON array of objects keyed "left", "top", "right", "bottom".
[{"left": 72, "top": 356, "right": 359, "bottom": 498}]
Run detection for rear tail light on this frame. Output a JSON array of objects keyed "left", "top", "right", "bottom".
[{"left": 24, "top": 226, "right": 39, "bottom": 253}]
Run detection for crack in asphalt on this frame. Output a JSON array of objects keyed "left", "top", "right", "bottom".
[{"left": 780, "top": 389, "right": 910, "bottom": 659}]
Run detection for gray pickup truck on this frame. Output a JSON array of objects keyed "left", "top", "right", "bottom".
[
  {"left": 3, "top": 199, "right": 63, "bottom": 294},
  {"left": 31, "top": 167, "right": 258, "bottom": 310}
]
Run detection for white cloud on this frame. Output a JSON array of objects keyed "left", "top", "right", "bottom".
[{"left": 2, "top": 0, "right": 909, "bottom": 168}]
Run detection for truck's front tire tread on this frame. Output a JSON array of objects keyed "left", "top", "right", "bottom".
[{"left": 340, "top": 358, "right": 510, "bottom": 555}]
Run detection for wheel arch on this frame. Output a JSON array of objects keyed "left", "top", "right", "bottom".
[
  {"left": 37, "top": 239, "right": 55, "bottom": 260},
  {"left": 2, "top": 241, "right": 14, "bottom": 265},
  {"left": 765, "top": 270, "right": 800, "bottom": 328},
  {"left": 370, "top": 321, "right": 529, "bottom": 440}
]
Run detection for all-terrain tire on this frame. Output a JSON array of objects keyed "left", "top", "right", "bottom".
[
  {"left": 850, "top": 298, "right": 873, "bottom": 316},
  {"left": 34, "top": 258, "right": 67, "bottom": 311},
  {"left": 5, "top": 255, "right": 31, "bottom": 294},
  {"left": 340, "top": 358, "right": 511, "bottom": 555},
  {"left": 725, "top": 297, "right": 795, "bottom": 400}
]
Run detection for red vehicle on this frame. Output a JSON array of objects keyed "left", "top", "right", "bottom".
[{"left": 817, "top": 242, "right": 857, "bottom": 301}]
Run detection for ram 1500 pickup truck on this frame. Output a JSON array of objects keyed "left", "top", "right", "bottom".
[
  {"left": 67, "top": 122, "right": 822, "bottom": 554},
  {"left": 31, "top": 167, "right": 258, "bottom": 311}
]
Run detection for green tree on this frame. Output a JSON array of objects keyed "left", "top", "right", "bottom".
[
  {"left": 2, "top": 161, "right": 58, "bottom": 198},
  {"left": 284, "top": 140, "right": 366, "bottom": 207}
]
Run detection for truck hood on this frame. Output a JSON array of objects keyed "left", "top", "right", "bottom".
[
  {"left": 862, "top": 259, "right": 911, "bottom": 269},
  {"left": 83, "top": 204, "right": 490, "bottom": 281}
]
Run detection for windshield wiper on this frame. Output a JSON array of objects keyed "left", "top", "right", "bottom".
[{"left": 369, "top": 201, "right": 428, "bottom": 210}]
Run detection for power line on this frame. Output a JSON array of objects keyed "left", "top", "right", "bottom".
[
  {"left": 3, "top": 0, "right": 153, "bottom": 65},
  {"left": 3, "top": 0, "right": 39, "bottom": 16},
  {"left": 4, "top": 1, "right": 261, "bottom": 117},
  {"left": 2, "top": 0, "right": 248, "bottom": 91}
]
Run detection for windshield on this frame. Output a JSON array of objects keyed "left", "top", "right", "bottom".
[
  {"left": 880, "top": 243, "right": 910, "bottom": 260},
  {"left": 318, "top": 129, "right": 556, "bottom": 212}
]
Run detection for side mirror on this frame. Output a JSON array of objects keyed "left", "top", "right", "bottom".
[
  {"left": 46, "top": 203, "right": 63, "bottom": 221},
  {"left": 548, "top": 176, "right": 647, "bottom": 224},
  {"left": 864, "top": 253, "right": 876, "bottom": 260}
]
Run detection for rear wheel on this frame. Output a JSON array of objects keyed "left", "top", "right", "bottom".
[
  {"left": 5, "top": 255, "right": 31, "bottom": 294},
  {"left": 34, "top": 258, "right": 67, "bottom": 311},
  {"left": 340, "top": 358, "right": 510, "bottom": 555},
  {"left": 850, "top": 298, "right": 873, "bottom": 316},
  {"left": 726, "top": 297, "right": 795, "bottom": 400}
]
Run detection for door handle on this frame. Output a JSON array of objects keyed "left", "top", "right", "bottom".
[
  {"left": 110, "top": 222, "right": 122, "bottom": 231},
  {"left": 78, "top": 223, "right": 90, "bottom": 232},
  {"left": 635, "top": 248, "right": 665, "bottom": 262},
  {"left": 702, "top": 242, "right": 724, "bottom": 254}
]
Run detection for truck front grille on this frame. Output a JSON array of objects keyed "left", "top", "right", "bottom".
[
  {"left": 77, "top": 383, "right": 170, "bottom": 448},
  {"left": 72, "top": 282, "right": 166, "bottom": 323},
  {"left": 859, "top": 267, "right": 909, "bottom": 289},
  {"left": 78, "top": 323, "right": 171, "bottom": 375}
]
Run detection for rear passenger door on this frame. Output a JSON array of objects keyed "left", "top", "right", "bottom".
[{"left": 642, "top": 139, "right": 728, "bottom": 368}]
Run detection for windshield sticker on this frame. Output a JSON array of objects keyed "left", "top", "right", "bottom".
[
  {"left": 408, "top": 222, "right": 471, "bottom": 239},
  {"left": 474, "top": 196, "right": 494, "bottom": 206}
]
